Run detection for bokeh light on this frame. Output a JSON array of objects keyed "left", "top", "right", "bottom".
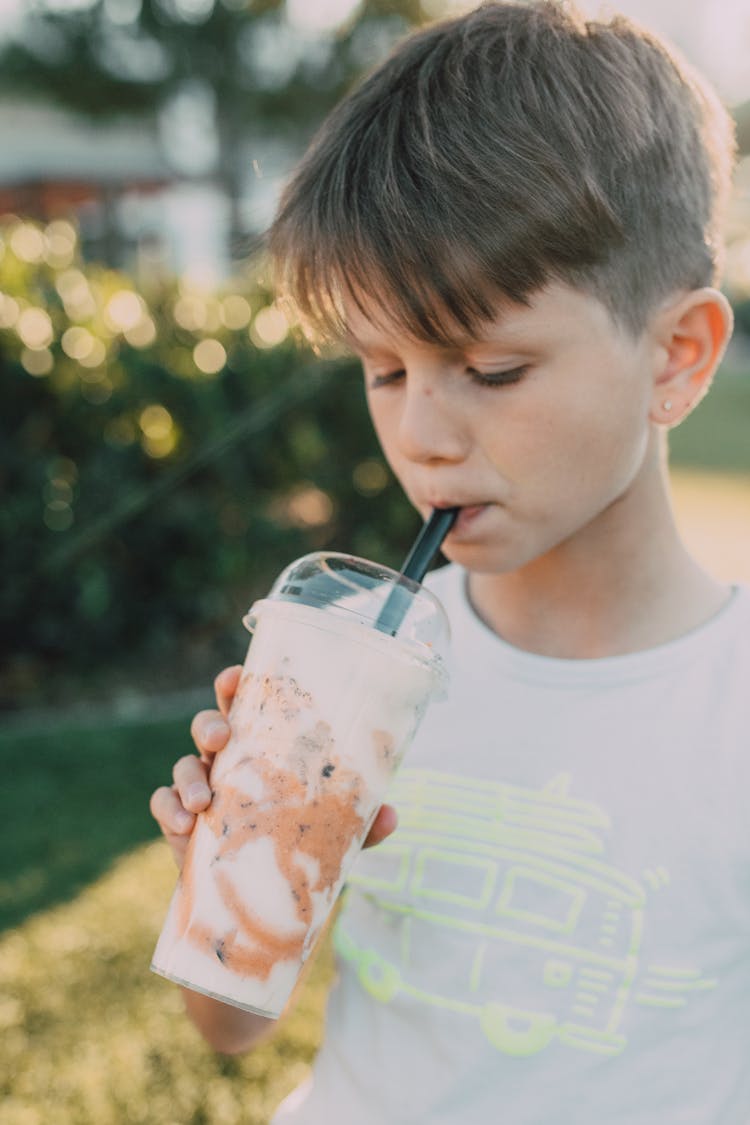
[
  {"left": 103, "top": 0, "right": 142, "bottom": 25},
  {"left": 0, "top": 294, "right": 20, "bottom": 328},
  {"left": 105, "top": 290, "right": 144, "bottom": 333},
  {"left": 77, "top": 338, "right": 108, "bottom": 369},
  {"left": 56, "top": 270, "right": 97, "bottom": 319},
  {"left": 21, "top": 347, "right": 54, "bottom": 377},
  {"left": 44, "top": 220, "right": 77, "bottom": 269},
  {"left": 62, "top": 325, "right": 97, "bottom": 361},
  {"left": 139, "top": 404, "right": 177, "bottom": 458},
  {"left": 42, "top": 460, "right": 76, "bottom": 532},
  {"left": 285, "top": 0, "right": 360, "bottom": 34},
  {"left": 192, "top": 337, "right": 226, "bottom": 374},
  {"left": 250, "top": 305, "right": 289, "bottom": 348},
  {"left": 352, "top": 458, "right": 389, "bottom": 496},
  {"left": 419, "top": 0, "right": 474, "bottom": 17},
  {"left": 220, "top": 294, "right": 252, "bottom": 329},
  {"left": 9, "top": 223, "right": 46, "bottom": 264},
  {"left": 173, "top": 289, "right": 223, "bottom": 333},
  {"left": 44, "top": 478, "right": 73, "bottom": 505},
  {"left": 124, "top": 316, "right": 158, "bottom": 348},
  {"left": 16, "top": 308, "right": 54, "bottom": 350},
  {"left": 284, "top": 484, "right": 334, "bottom": 527},
  {"left": 43, "top": 501, "right": 74, "bottom": 531},
  {"left": 161, "top": 0, "right": 214, "bottom": 24},
  {"left": 139, "top": 404, "right": 172, "bottom": 439},
  {"left": 173, "top": 292, "right": 207, "bottom": 331}
]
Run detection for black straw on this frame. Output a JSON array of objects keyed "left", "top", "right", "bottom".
[
  {"left": 401, "top": 507, "right": 460, "bottom": 582},
  {"left": 374, "top": 507, "right": 460, "bottom": 636}
]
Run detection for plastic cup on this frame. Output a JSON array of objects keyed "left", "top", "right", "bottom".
[{"left": 151, "top": 551, "right": 449, "bottom": 1018}]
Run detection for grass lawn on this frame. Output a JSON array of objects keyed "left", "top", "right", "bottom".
[
  {"left": 0, "top": 838, "right": 335, "bottom": 1125},
  {"left": 0, "top": 716, "right": 195, "bottom": 932},
  {"left": 0, "top": 714, "right": 334, "bottom": 1124}
]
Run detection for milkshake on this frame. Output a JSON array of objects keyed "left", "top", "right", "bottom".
[{"left": 151, "top": 552, "right": 449, "bottom": 1017}]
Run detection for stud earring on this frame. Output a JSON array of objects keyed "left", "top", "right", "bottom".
[{"left": 663, "top": 400, "right": 673, "bottom": 412}]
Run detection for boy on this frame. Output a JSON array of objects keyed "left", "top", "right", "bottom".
[{"left": 150, "top": 2, "right": 750, "bottom": 1120}]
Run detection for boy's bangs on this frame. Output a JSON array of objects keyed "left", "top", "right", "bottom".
[
  {"left": 311, "top": 238, "right": 510, "bottom": 350},
  {"left": 272, "top": 119, "right": 614, "bottom": 347},
  {"left": 277, "top": 197, "right": 549, "bottom": 351}
]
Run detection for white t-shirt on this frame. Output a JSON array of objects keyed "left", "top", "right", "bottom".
[{"left": 273, "top": 565, "right": 750, "bottom": 1124}]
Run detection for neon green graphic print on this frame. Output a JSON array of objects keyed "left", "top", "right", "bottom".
[{"left": 335, "top": 769, "right": 717, "bottom": 1058}]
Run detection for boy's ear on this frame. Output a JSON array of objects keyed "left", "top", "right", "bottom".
[{"left": 649, "top": 288, "right": 734, "bottom": 426}]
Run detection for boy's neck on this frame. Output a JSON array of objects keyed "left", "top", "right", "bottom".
[{"left": 466, "top": 455, "right": 730, "bottom": 660}]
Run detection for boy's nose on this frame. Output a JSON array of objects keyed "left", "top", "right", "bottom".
[{"left": 396, "top": 380, "right": 469, "bottom": 465}]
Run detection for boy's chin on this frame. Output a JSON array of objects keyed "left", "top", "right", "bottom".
[
  {"left": 438, "top": 531, "right": 535, "bottom": 576},
  {"left": 437, "top": 539, "right": 507, "bottom": 574}
]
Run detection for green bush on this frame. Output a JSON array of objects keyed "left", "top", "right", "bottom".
[{"left": 0, "top": 218, "right": 416, "bottom": 708}]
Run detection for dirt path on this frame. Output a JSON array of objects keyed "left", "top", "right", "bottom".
[{"left": 670, "top": 468, "right": 750, "bottom": 583}]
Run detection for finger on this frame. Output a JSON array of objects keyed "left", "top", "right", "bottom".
[
  {"left": 190, "top": 709, "right": 231, "bottom": 762},
  {"left": 172, "top": 754, "right": 213, "bottom": 811},
  {"left": 215, "top": 665, "right": 243, "bottom": 718},
  {"left": 150, "top": 784, "right": 196, "bottom": 836},
  {"left": 363, "top": 804, "right": 398, "bottom": 849}
]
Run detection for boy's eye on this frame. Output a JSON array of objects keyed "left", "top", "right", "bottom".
[
  {"left": 369, "top": 369, "right": 405, "bottom": 389},
  {"left": 369, "top": 365, "right": 529, "bottom": 389},
  {"left": 466, "top": 365, "right": 529, "bottom": 387}
]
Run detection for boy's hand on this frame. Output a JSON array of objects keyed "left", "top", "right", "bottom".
[
  {"left": 149, "top": 664, "right": 239, "bottom": 871},
  {"left": 149, "top": 664, "right": 398, "bottom": 871}
]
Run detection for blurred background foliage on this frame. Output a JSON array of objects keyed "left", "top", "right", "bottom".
[
  {"left": 0, "top": 216, "right": 422, "bottom": 711},
  {"left": 0, "top": 0, "right": 444, "bottom": 715}
]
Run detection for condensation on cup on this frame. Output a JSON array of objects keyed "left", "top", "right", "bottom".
[{"left": 151, "top": 552, "right": 450, "bottom": 1018}]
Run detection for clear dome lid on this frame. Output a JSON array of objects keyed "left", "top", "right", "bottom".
[{"left": 243, "top": 551, "right": 450, "bottom": 664}]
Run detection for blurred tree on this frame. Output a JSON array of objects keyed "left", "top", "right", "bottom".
[
  {"left": 0, "top": 216, "right": 418, "bottom": 711},
  {"left": 0, "top": 0, "right": 425, "bottom": 256}
]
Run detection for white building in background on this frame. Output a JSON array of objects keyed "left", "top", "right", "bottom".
[
  {"left": 0, "top": 96, "right": 295, "bottom": 286},
  {"left": 0, "top": 98, "right": 171, "bottom": 270}
]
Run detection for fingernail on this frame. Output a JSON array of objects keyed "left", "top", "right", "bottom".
[
  {"left": 206, "top": 718, "right": 228, "bottom": 741},
  {"left": 187, "top": 782, "right": 211, "bottom": 806},
  {"left": 175, "top": 810, "right": 194, "bottom": 831}
]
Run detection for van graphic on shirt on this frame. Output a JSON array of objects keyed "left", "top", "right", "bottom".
[{"left": 335, "top": 769, "right": 717, "bottom": 1058}]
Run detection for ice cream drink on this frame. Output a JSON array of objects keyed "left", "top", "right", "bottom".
[{"left": 151, "top": 552, "right": 449, "bottom": 1018}]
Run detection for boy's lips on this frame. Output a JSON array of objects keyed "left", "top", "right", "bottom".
[
  {"left": 428, "top": 501, "right": 492, "bottom": 537},
  {"left": 428, "top": 498, "right": 487, "bottom": 510}
]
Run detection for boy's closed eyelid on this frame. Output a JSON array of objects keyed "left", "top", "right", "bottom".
[
  {"left": 368, "top": 368, "right": 406, "bottom": 389},
  {"left": 367, "top": 364, "right": 530, "bottom": 390},
  {"left": 466, "top": 363, "right": 530, "bottom": 386}
]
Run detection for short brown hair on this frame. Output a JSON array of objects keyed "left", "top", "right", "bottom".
[{"left": 268, "top": 0, "right": 736, "bottom": 344}]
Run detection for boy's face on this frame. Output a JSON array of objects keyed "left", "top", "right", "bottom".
[{"left": 347, "top": 281, "right": 662, "bottom": 574}]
